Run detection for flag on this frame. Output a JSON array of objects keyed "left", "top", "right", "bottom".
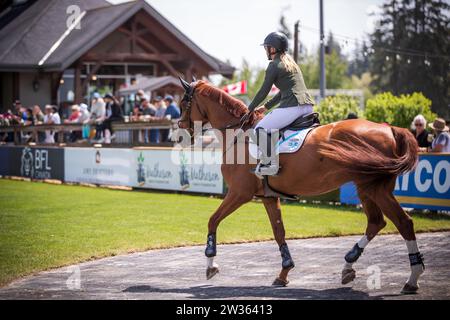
[
  {"left": 268, "top": 84, "right": 279, "bottom": 96},
  {"left": 222, "top": 80, "right": 247, "bottom": 95}
]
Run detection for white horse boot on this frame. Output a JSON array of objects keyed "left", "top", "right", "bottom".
[{"left": 401, "top": 240, "right": 425, "bottom": 294}]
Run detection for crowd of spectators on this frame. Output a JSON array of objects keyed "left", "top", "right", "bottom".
[
  {"left": 411, "top": 115, "right": 450, "bottom": 153},
  {"left": 1, "top": 99, "right": 448, "bottom": 153},
  {"left": 0, "top": 90, "right": 181, "bottom": 145}
]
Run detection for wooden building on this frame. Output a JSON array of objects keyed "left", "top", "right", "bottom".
[{"left": 0, "top": 0, "right": 234, "bottom": 111}]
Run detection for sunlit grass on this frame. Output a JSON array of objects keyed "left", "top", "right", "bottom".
[{"left": 1, "top": 179, "right": 449, "bottom": 286}]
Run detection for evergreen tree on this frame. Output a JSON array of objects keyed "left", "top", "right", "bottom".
[{"left": 369, "top": 0, "right": 449, "bottom": 118}]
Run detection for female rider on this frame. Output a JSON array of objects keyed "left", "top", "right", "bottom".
[{"left": 245, "top": 31, "right": 315, "bottom": 176}]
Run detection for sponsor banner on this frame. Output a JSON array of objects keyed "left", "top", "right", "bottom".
[
  {"left": 0, "top": 146, "right": 64, "bottom": 180},
  {"left": 0, "top": 147, "right": 11, "bottom": 176},
  {"left": 134, "top": 148, "right": 223, "bottom": 194},
  {"left": 64, "top": 147, "right": 135, "bottom": 186},
  {"left": 340, "top": 154, "right": 450, "bottom": 211}
]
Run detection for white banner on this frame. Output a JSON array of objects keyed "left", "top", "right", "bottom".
[
  {"left": 133, "top": 148, "right": 223, "bottom": 194},
  {"left": 64, "top": 148, "right": 135, "bottom": 186}
]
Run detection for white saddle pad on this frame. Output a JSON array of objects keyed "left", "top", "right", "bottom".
[{"left": 249, "top": 127, "right": 314, "bottom": 159}]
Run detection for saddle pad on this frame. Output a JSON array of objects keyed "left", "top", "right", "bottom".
[{"left": 249, "top": 127, "right": 314, "bottom": 159}]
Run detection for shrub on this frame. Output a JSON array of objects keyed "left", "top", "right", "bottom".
[
  {"left": 316, "top": 95, "right": 362, "bottom": 124},
  {"left": 365, "top": 92, "right": 436, "bottom": 128}
]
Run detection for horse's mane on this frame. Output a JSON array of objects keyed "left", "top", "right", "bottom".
[{"left": 195, "top": 81, "right": 263, "bottom": 125}]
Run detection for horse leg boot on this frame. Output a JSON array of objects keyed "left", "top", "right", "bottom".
[
  {"left": 205, "top": 191, "right": 253, "bottom": 280},
  {"left": 263, "top": 198, "right": 295, "bottom": 287},
  {"left": 376, "top": 192, "right": 424, "bottom": 294},
  {"left": 342, "top": 193, "right": 386, "bottom": 284}
]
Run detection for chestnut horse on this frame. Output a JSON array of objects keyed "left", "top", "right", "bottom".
[{"left": 177, "top": 79, "right": 424, "bottom": 294}]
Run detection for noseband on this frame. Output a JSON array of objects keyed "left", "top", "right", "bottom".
[{"left": 178, "top": 84, "right": 196, "bottom": 132}]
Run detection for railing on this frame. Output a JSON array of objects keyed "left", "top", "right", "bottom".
[{"left": 0, "top": 119, "right": 177, "bottom": 147}]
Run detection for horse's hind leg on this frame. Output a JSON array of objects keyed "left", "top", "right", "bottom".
[
  {"left": 371, "top": 179, "right": 425, "bottom": 294},
  {"left": 342, "top": 189, "right": 387, "bottom": 284},
  {"left": 262, "top": 197, "right": 295, "bottom": 287}
]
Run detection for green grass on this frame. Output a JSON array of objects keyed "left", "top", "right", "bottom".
[{"left": 1, "top": 179, "right": 450, "bottom": 287}]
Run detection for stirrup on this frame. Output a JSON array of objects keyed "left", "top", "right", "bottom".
[{"left": 251, "top": 162, "right": 279, "bottom": 178}]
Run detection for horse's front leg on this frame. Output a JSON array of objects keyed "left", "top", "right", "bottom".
[
  {"left": 205, "top": 190, "right": 253, "bottom": 280},
  {"left": 262, "top": 197, "right": 295, "bottom": 287}
]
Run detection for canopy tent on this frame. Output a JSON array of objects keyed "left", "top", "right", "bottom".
[{"left": 118, "top": 76, "right": 184, "bottom": 97}]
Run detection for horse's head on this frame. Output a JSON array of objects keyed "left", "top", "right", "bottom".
[{"left": 177, "top": 77, "right": 209, "bottom": 134}]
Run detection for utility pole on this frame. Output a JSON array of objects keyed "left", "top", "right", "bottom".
[
  {"left": 319, "top": 0, "right": 326, "bottom": 99},
  {"left": 293, "top": 20, "right": 300, "bottom": 63}
]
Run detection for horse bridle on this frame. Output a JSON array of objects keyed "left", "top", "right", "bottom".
[{"left": 179, "top": 82, "right": 242, "bottom": 133}]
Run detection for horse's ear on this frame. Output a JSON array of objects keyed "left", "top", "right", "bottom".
[{"left": 178, "top": 76, "right": 190, "bottom": 91}]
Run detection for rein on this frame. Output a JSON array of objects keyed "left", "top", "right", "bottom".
[{"left": 180, "top": 81, "right": 251, "bottom": 155}]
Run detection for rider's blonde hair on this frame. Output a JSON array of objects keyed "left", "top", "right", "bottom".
[{"left": 280, "top": 52, "right": 300, "bottom": 73}]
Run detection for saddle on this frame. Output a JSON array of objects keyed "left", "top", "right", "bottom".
[{"left": 279, "top": 112, "right": 321, "bottom": 138}]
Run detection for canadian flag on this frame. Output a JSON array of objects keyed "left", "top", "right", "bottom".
[
  {"left": 268, "top": 84, "right": 279, "bottom": 96},
  {"left": 222, "top": 80, "right": 247, "bottom": 96}
]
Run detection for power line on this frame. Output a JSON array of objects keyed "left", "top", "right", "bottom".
[{"left": 300, "top": 24, "right": 450, "bottom": 61}]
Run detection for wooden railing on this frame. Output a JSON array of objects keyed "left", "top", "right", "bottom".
[{"left": 0, "top": 119, "right": 177, "bottom": 147}]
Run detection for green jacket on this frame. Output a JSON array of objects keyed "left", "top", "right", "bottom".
[{"left": 248, "top": 53, "right": 315, "bottom": 111}]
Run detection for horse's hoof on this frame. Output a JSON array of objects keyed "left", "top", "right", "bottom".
[
  {"left": 272, "top": 277, "right": 289, "bottom": 287},
  {"left": 341, "top": 268, "right": 356, "bottom": 285},
  {"left": 206, "top": 267, "right": 219, "bottom": 280},
  {"left": 401, "top": 283, "right": 419, "bottom": 295}
]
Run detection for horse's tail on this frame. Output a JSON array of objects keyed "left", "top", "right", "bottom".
[{"left": 318, "top": 126, "right": 418, "bottom": 189}]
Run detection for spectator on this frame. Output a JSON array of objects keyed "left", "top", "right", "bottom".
[
  {"left": 64, "top": 105, "right": 81, "bottom": 124},
  {"left": 21, "top": 108, "right": 34, "bottom": 143},
  {"left": 101, "top": 93, "right": 124, "bottom": 144},
  {"left": 164, "top": 95, "right": 180, "bottom": 118},
  {"left": 64, "top": 105, "right": 82, "bottom": 143},
  {"left": 131, "top": 105, "right": 142, "bottom": 122},
  {"left": 161, "top": 95, "right": 180, "bottom": 142},
  {"left": 13, "top": 100, "right": 24, "bottom": 120},
  {"left": 32, "top": 105, "right": 44, "bottom": 124},
  {"left": 411, "top": 114, "right": 431, "bottom": 152},
  {"left": 43, "top": 105, "right": 56, "bottom": 143},
  {"left": 78, "top": 103, "right": 90, "bottom": 123},
  {"left": 141, "top": 98, "right": 156, "bottom": 117},
  {"left": 149, "top": 96, "right": 166, "bottom": 143},
  {"left": 429, "top": 118, "right": 450, "bottom": 153},
  {"left": 89, "top": 92, "right": 106, "bottom": 141},
  {"left": 51, "top": 106, "right": 61, "bottom": 125},
  {"left": 135, "top": 89, "right": 149, "bottom": 108},
  {"left": 154, "top": 96, "right": 167, "bottom": 118},
  {"left": 141, "top": 98, "right": 156, "bottom": 144},
  {"left": 23, "top": 108, "right": 34, "bottom": 126}
]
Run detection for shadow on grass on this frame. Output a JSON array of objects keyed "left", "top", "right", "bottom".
[{"left": 123, "top": 284, "right": 378, "bottom": 300}]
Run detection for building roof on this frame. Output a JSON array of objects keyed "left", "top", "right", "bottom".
[
  {"left": 0, "top": 0, "right": 234, "bottom": 77},
  {"left": 118, "top": 76, "right": 183, "bottom": 95}
]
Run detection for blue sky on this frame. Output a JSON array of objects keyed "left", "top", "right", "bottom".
[{"left": 110, "top": 0, "right": 384, "bottom": 69}]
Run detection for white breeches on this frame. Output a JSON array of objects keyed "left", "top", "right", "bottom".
[{"left": 255, "top": 105, "right": 314, "bottom": 130}]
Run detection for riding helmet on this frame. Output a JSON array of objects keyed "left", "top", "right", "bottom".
[{"left": 261, "top": 32, "right": 289, "bottom": 52}]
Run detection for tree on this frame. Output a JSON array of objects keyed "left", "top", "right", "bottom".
[
  {"left": 348, "top": 40, "right": 370, "bottom": 77},
  {"left": 300, "top": 50, "right": 351, "bottom": 89},
  {"left": 369, "top": 0, "right": 450, "bottom": 118}
]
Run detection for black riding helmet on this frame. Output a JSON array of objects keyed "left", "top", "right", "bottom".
[{"left": 261, "top": 32, "right": 288, "bottom": 60}]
